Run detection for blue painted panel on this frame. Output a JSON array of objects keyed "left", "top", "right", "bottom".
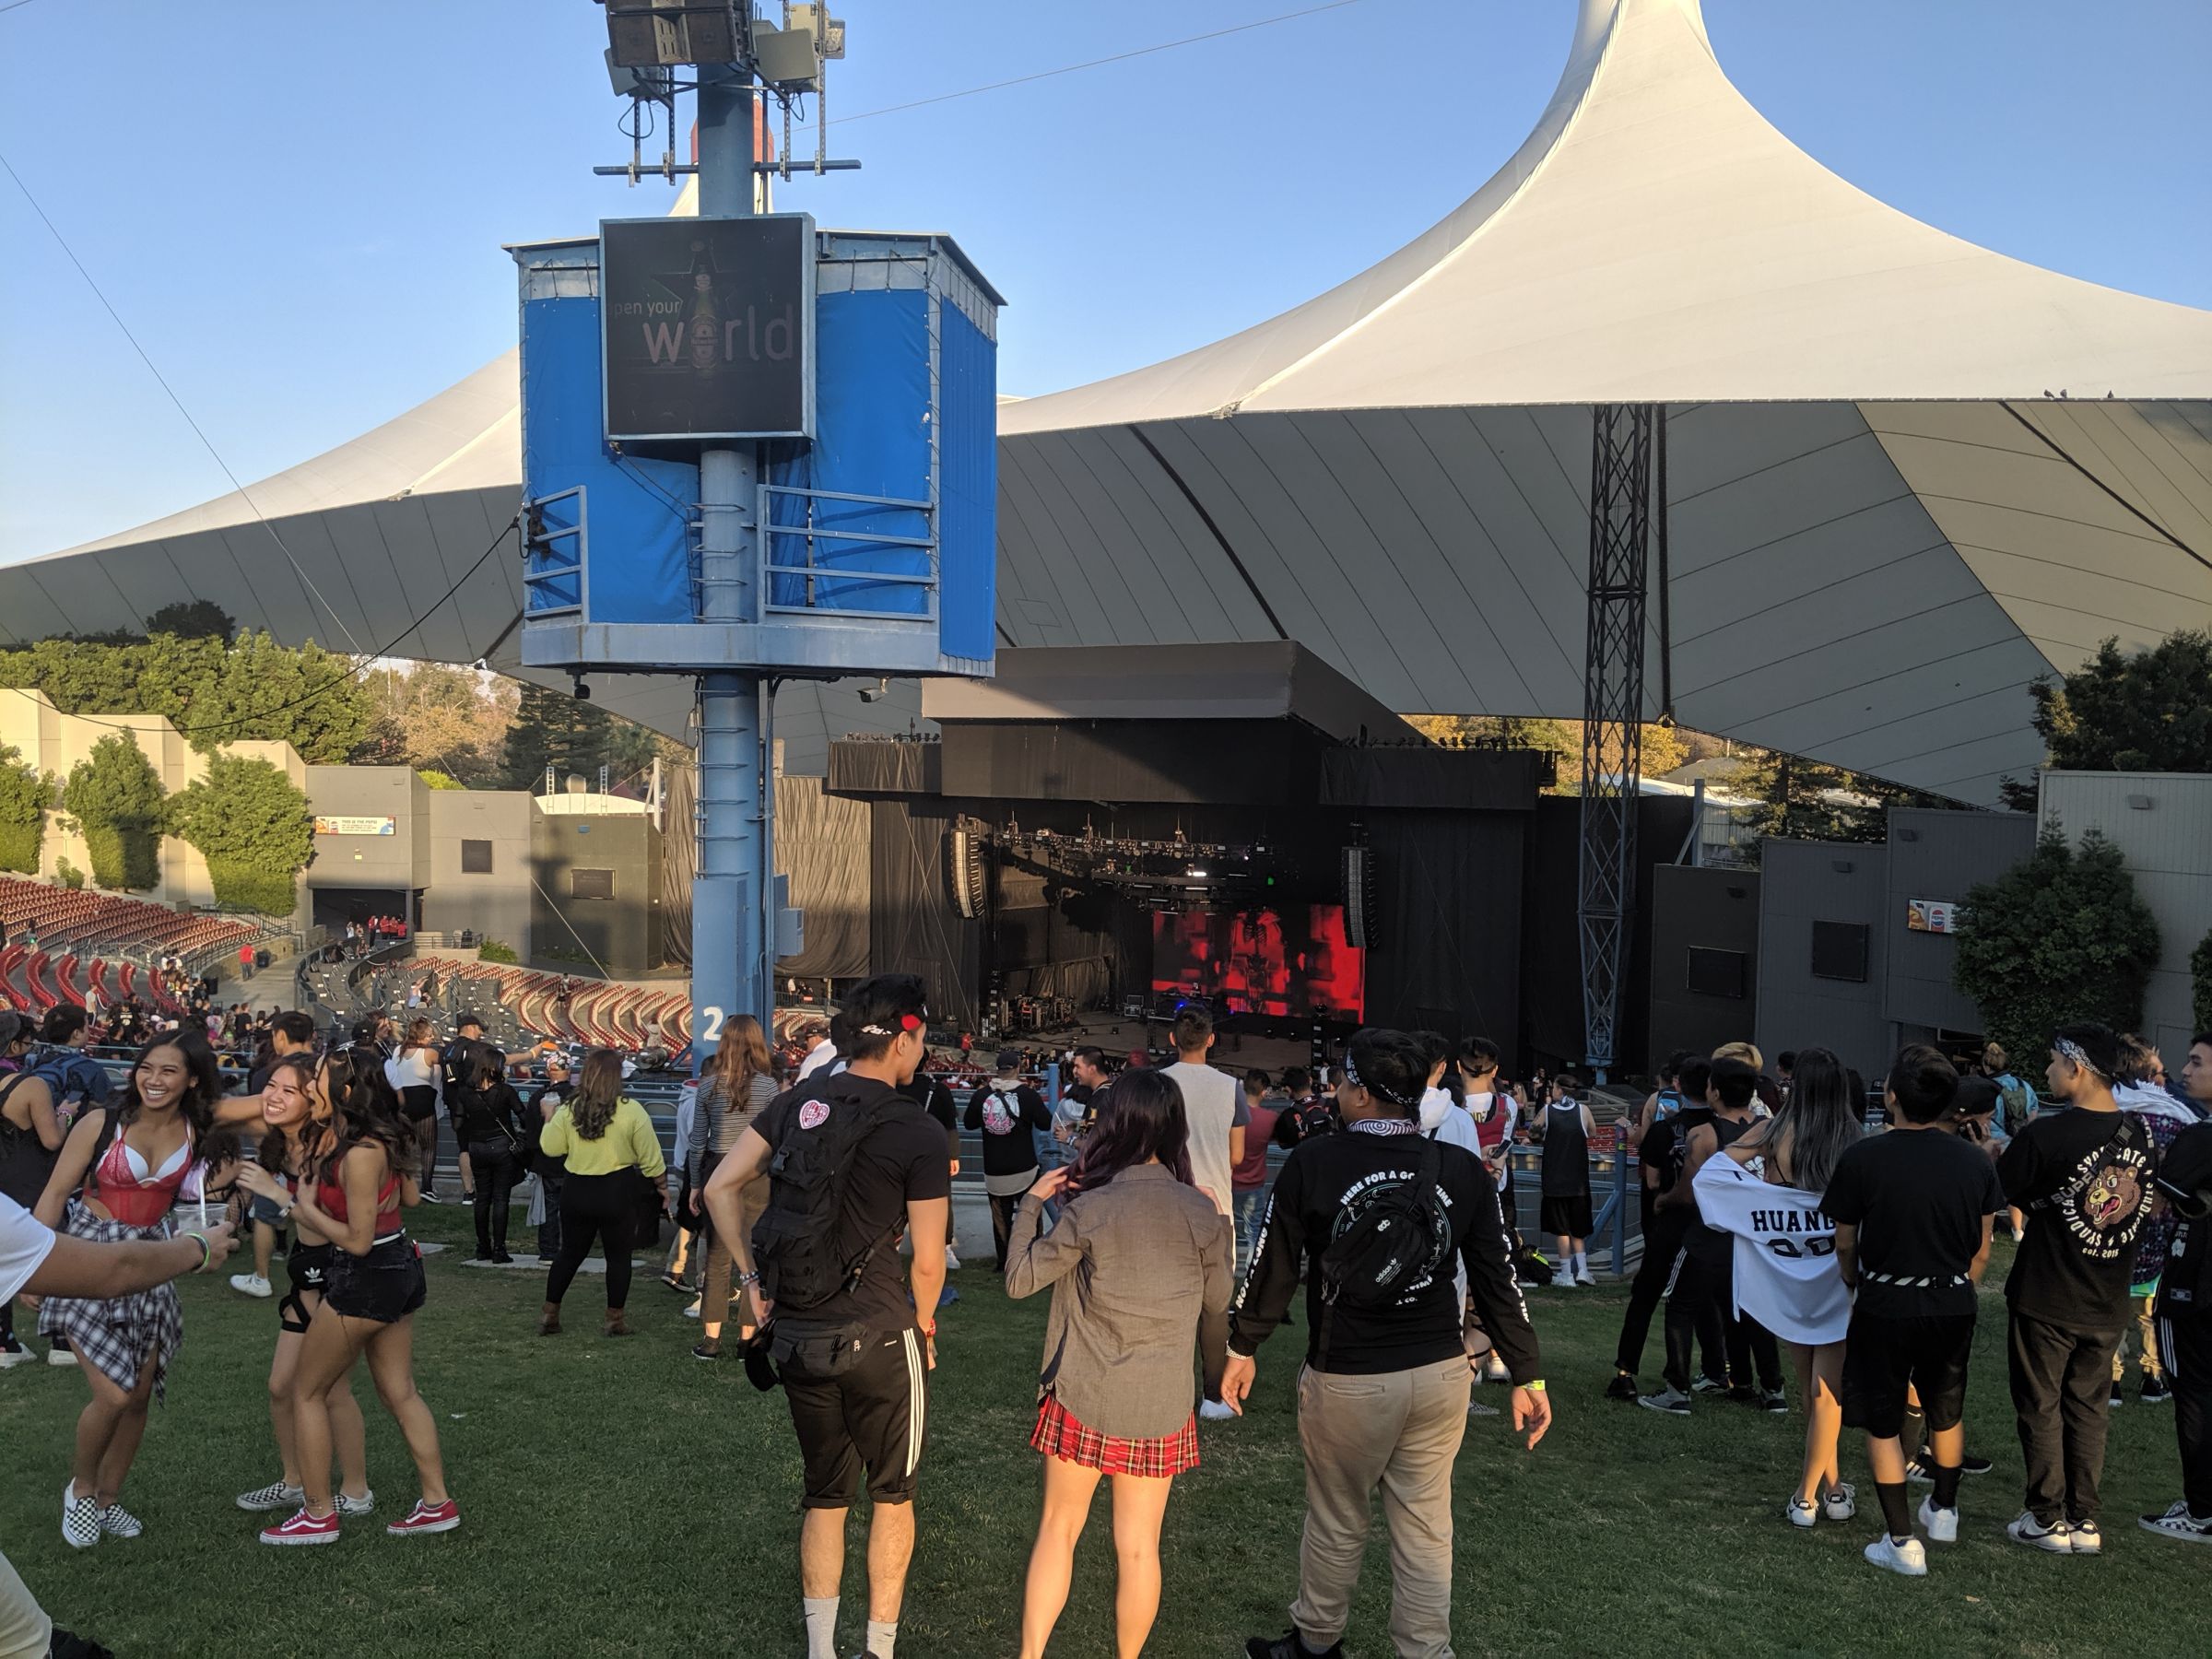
[
  {"left": 768, "top": 288, "right": 931, "bottom": 617},
  {"left": 521, "top": 294, "right": 696, "bottom": 624},
  {"left": 936, "top": 300, "right": 997, "bottom": 661}
]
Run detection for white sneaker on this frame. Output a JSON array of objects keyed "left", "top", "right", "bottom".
[
  {"left": 945, "top": 1249, "right": 962, "bottom": 1272},
  {"left": 237, "top": 1480, "right": 304, "bottom": 1512},
  {"left": 2007, "top": 1512, "right": 2074, "bottom": 1553},
  {"left": 2138, "top": 1500, "right": 2212, "bottom": 1544},
  {"left": 0, "top": 1335, "right": 32, "bottom": 1369},
  {"left": 47, "top": 1343, "right": 78, "bottom": 1367},
  {"left": 1573, "top": 1265, "right": 1597, "bottom": 1287},
  {"left": 1918, "top": 1494, "right": 1959, "bottom": 1543},
  {"left": 1863, "top": 1534, "right": 1928, "bottom": 1577},
  {"left": 1785, "top": 1496, "right": 1819, "bottom": 1529},
  {"left": 2068, "top": 1520, "right": 2102, "bottom": 1555},
  {"left": 1550, "top": 1271, "right": 1576, "bottom": 1289},
  {"left": 1467, "top": 1399, "right": 1500, "bottom": 1417},
  {"left": 336, "top": 1488, "right": 376, "bottom": 1517},
  {"left": 683, "top": 1299, "right": 701, "bottom": 1320},
  {"left": 61, "top": 1483, "right": 99, "bottom": 1549},
  {"left": 1198, "top": 1399, "right": 1237, "bottom": 1421},
  {"left": 1482, "top": 1356, "right": 1509, "bottom": 1382},
  {"left": 1823, "top": 1483, "right": 1857, "bottom": 1523}
]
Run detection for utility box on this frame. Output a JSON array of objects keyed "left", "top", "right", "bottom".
[{"left": 509, "top": 223, "right": 1001, "bottom": 680}]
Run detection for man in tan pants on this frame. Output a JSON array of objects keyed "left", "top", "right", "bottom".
[{"left": 1222, "top": 1029, "right": 1552, "bottom": 1659}]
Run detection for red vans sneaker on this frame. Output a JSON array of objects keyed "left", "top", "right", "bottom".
[
  {"left": 260, "top": 1507, "right": 341, "bottom": 1547},
  {"left": 385, "top": 1500, "right": 460, "bottom": 1537}
]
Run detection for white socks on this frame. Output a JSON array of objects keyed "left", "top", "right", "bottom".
[
  {"left": 803, "top": 1597, "right": 839, "bottom": 1659},
  {"left": 867, "top": 1618, "right": 899, "bottom": 1657},
  {"left": 1571, "top": 1250, "right": 1588, "bottom": 1277}
]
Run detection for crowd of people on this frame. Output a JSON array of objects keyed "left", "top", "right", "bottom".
[{"left": 4, "top": 971, "right": 2212, "bottom": 1656}]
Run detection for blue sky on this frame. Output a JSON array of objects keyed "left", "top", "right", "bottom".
[{"left": 2, "top": 0, "right": 2206, "bottom": 564}]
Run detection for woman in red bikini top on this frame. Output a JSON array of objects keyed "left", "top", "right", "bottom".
[{"left": 31, "top": 1029, "right": 239, "bottom": 1547}]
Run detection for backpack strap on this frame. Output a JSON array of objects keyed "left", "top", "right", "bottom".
[{"left": 1318, "top": 1133, "right": 1441, "bottom": 1376}]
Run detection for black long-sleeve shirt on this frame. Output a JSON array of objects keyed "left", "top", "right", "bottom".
[
  {"left": 450, "top": 1078, "right": 526, "bottom": 1148},
  {"left": 1230, "top": 1124, "right": 1541, "bottom": 1382}
]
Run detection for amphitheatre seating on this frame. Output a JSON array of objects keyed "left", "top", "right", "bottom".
[
  {"left": 0, "top": 876, "right": 268, "bottom": 1017},
  {"left": 410, "top": 953, "right": 691, "bottom": 1058}
]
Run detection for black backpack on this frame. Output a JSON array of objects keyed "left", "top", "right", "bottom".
[
  {"left": 751, "top": 1081, "right": 904, "bottom": 1314},
  {"left": 1316, "top": 1135, "right": 1444, "bottom": 1367},
  {"left": 1291, "top": 1095, "right": 1338, "bottom": 1142}
]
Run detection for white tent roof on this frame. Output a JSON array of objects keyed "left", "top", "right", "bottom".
[{"left": 5, "top": 0, "right": 2206, "bottom": 797}]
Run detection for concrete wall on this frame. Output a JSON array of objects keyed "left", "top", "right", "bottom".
[
  {"left": 1883, "top": 806, "right": 2038, "bottom": 1037},
  {"left": 531, "top": 810, "right": 663, "bottom": 975},
  {"left": 1648, "top": 865, "right": 1762, "bottom": 1065},
  {"left": 0, "top": 689, "right": 308, "bottom": 921},
  {"left": 2041, "top": 772, "right": 2212, "bottom": 1063},
  {"left": 1756, "top": 839, "right": 1892, "bottom": 1082},
  {"left": 423, "top": 790, "right": 533, "bottom": 955},
  {"left": 302, "top": 766, "right": 427, "bottom": 899}
]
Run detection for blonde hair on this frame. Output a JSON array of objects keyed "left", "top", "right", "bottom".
[
  {"left": 404, "top": 1016, "right": 436, "bottom": 1045},
  {"left": 707, "top": 1014, "right": 772, "bottom": 1100},
  {"left": 1712, "top": 1041, "right": 1763, "bottom": 1071}
]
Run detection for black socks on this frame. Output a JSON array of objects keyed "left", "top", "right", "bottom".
[
  {"left": 1931, "top": 1461, "right": 1963, "bottom": 1511},
  {"left": 1876, "top": 1479, "right": 1912, "bottom": 1541}
]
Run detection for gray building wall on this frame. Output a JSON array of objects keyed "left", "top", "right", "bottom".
[
  {"left": 302, "top": 766, "right": 429, "bottom": 896},
  {"left": 2041, "top": 772, "right": 2212, "bottom": 1065},
  {"left": 1756, "top": 840, "right": 1891, "bottom": 1082},
  {"left": 423, "top": 791, "right": 534, "bottom": 956},
  {"left": 1883, "top": 806, "right": 2037, "bottom": 1038},
  {"left": 532, "top": 811, "right": 663, "bottom": 975}
]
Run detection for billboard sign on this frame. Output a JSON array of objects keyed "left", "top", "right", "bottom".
[
  {"left": 1906, "top": 899, "right": 1960, "bottom": 935},
  {"left": 601, "top": 214, "right": 815, "bottom": 441},
  {"left": 314, "top": 816, "right": 395, "bottom": 837}
]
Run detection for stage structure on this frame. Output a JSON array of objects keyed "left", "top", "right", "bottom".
[
  {"left": 6, "top": 0, "right": 2207, "bottom": 1066},
  {"left": 509, "top": 6, "right": 999, "bottom": 1042}
]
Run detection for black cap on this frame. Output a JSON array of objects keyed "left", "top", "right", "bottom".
[
  {"left": 996, "top": 1047, "right": 1022, "bottom": 1072},
  {"left": 1952, "top": 1075, "right": 2001, "bottom": 1118}
]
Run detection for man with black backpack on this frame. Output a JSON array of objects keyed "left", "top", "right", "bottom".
[
  {"left": 702, "top": 974, "right": 951, "bottom": 1659},
  {"left": 1221, "top": 1028, "right": 1549, "bottom": 1659}
]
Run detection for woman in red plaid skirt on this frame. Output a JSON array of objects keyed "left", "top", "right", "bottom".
[{"left": 1006, "top": 1068, "right": 1234, "bottom": 1659}]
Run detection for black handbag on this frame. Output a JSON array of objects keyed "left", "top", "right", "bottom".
[{"left": 630, "top": 1167, "right": 666, "bottom": 1250}]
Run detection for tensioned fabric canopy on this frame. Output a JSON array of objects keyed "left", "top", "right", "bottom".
[{"left": 5, "top": 0, "right": 2207, "bottom": 796}]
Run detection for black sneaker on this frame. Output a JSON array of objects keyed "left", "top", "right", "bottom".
[
  {"left": 1691, "top": 1374, "right": 1728, "bottom": 1395},
  {"left": 491, "top": 1252, "right": 515, "bottom": 1265},
  {"left": 2141, "top": 1374, "right": 2171, "bottom": 1404},
  {"left": 49, "top": 1630, "right": 116, "bottom": 1659},
  {"left": 1904, "top": 1456, "right": 1932, "bottom": 1484},
  {"left": 1247, "top": 1633, "right": 1345, "bottom": 1659},
  {"left": 690, "top": 1343, "right": 722, "bottom": 1362},
  {"left": 2139, "top": 1500, "right": 2212, "bottom": 1544},
  {"left": 1959, "top": 1453, "right": 1993, "bottom": 1476},
  {"left": 1605, "top": 1371, "right": 1639, "bottom": 1402},
  {"left": 2109, "top": 1384, "right": 2124, "bottom": 1408},
  {"left": 1726, "top": 1383, "right": 1759, "bottom": 1406},
  {"left": 1761, "top": 1389, "right": 1789, "bottom": 1415}
]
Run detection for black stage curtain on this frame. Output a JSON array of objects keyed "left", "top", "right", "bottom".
[
  {"left": 869, "top": 797, "right": 982, "bottom": 1031},
  {"left": 1359, "top": 810, "right": 1526, "bottom": 1045}
]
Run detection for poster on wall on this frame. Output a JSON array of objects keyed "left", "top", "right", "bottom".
[
  {"left": 1906, "top": 899, "right": 1960, "bottom": 935},
  {"left": 1150, "top": 903, "right": 1366, "bottom": 1021},
  {"left": 314, "top": 816, "right": 395, "bottom": 837}
]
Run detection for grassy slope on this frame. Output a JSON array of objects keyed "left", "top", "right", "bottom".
[{"left": 1, "top": 1222, "right": 2205, "bottom": 1658}]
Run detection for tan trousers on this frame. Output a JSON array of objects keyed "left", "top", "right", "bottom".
[
  {"left": 2114, "top": 1292, "right": 2164, "bottom": 1382},
  {"left": 0, "top": 1549, "right": 49, "bottom": 1659},
  {"left": 1291, "top": 1358, "right": 1471, "bottom": 1659},
  {"left": 700, "top": 1175, "right": 769, "bottom": 1337}
]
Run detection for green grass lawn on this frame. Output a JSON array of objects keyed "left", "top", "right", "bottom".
[{"left": 3, "top": 1220, "right": 2205, "bottom": 1658}]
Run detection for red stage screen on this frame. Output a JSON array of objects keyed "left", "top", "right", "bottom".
[{"left": 1149, "top": 904, "right": 1366, "bottom": 1021}]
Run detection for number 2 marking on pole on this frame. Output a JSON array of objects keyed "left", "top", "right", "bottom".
[{"left": 700, "top": 1006, "right": 725, "bottom": 1043}]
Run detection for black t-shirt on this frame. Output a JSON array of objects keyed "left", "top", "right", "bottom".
[
  {"left": 528, "top": 1084, "right": 568, "bottom": 1175},
  {"left": 1230, "top": 1126, "right": 1540, "bottom": 1382},
  {"left": 1680, "top": 1111, "right": 1748, "bottom": 1261},
  {"left": 754, "top": 1074, "right": 952, "bottom": 1335},
  {"left": 1822, "top": 1127, "right": 2006, "bottom": 1316},
  {"left": 915, "top": 1074, "right": 960, "bottom": 1158},
  {"left": 1645, "top": 1103, "right": 1711, "bottom": 1195},
  {"left": 2157, "top": 1122, "right": 2212, "bottom": 1322},
  {"left": 1998, "top": 1107, "right": 2157, "bottom": 1334},
  {"left": 963, "top": 1083, "right": 1051, "bottom": 1179}
]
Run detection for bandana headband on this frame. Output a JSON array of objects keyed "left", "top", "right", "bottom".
[
  {"left": 2055, "top": 1036, "right": 2104, "bottom": 1078},
  {"left": 861, "top": 1012, "right": 926, "bottom": 1037},
  {"left": 1345, "top": 1053, "right": 1419, "bottom": 1111}
]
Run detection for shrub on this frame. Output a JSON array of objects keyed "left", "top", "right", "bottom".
[
  {"left": 166, "top": 753, "right": 314, "bottom": 916},
  {"left": 0, "top": 743, "right": 53, "bottom": 874},
  {"left": 2194, "top": 925, "right": 2212, "bottom": 1039},
  {"left": 53, "top": 857, "right": 84, "bottom": 891},
  {"left": 477, "top": 938, "right": 519, "bottom": 965},
  {"left": 59, "top": 735, "right": 165, "bottom": 891}
]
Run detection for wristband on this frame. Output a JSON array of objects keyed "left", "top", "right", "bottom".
[
  {"left": 183, "top": 1231, "right": 212, "bottom": 1272},
  {"left": 1521, "top": 1378, "right": 1547, "bottom": 1392},
  {"left": 735, "top": 1269, "right": 761, "bottom": 1289},
  {"left": 918, "top": 1321, "right": 936, "bottom": 1338}
]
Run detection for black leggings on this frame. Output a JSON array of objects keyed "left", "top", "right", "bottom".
[
  {"left": 544, "top": 1171, "right": 640, "bottom": 1311},
  {"left": 467, "top": 1141, "right": 520, "bottom": 1255}
]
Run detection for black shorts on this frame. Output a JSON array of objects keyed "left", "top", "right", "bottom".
[
  {"left": 324, "top": 1235, "right": 428, "bottom": 1324},
  {"left": 279, "top": 1242, "right": 334, "bottom": 1335},
  {"left": 1841, "top": 1307, "right": 1976, "bottom": 1438},
  {"left": 1540, "top": 1194, "right": 1594, "bottom": 1239},
  {"left": 778, "top": 1324, "right": 930, "bottom": 1511}
]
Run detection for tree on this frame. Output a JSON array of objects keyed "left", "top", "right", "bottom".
[
  {"left": 501, "top": 683, "right": 677, "bottom": 794},
  {"left": 1404, "top": 714, "right": 1688, "bottom": 792},
  {"left": 1952, "top": 824, "right": 2160, "bottom": 1067},
  {"left": 1730, "top": 747, "right": 1939, "bottom": 843},
  {"left": 2002, "top": 629, "right": 2212, "bottom": 809},
  {"left": 166, "top": 753, "right": 314, "bottom": 915},
  {"left": 2194, "top": 925, "right": 2212, "bottom": 1039},
  {"left": 0, "top": 743, "right": 53, "bottom": 873},
  {"left": 360, "top": 663, "right": 519, "bottom": 786},
  {"left": 143, "top": 600, "right": 235, "bottom": 642},
  {"left": 58, "top": 734, "right": 166, "bottom": 890},
  {"left": 418, "top": 769, "right": 465, "bottom": 790}
]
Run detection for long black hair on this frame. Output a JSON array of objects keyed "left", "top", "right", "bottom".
[
  {"left": 114, "top": 1027, "right": 238, "bottom": 1167},
  {"left": 312, "top": 1046, "right": 413, "bottom": 1184},
  {"left": 1066, "top": 1068, "right": 1194, "bottom": 1194},
  {"left": 256, "top": 1053, "right": 324, "bottom": 1179}
]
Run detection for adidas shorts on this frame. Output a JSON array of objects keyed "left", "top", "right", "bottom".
[{"left": 784, "top": 1326, "right": 931, "bottom": 1510}]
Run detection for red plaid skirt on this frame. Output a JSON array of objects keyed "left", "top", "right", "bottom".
[{"left": 1030, "top": 1392, "right": 1200, "bottom": 1478}]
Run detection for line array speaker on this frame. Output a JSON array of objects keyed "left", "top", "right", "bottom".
[
  {"left": 948, "top": 825, "right": 988, "bottom": 920},
  {"left": 1341, "top": 844, "right": 1375, "bottom": 949}
]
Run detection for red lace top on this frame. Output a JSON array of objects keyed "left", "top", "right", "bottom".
[{"left": 86, "top": 1126, "right": 195, "bottom": 1229}]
